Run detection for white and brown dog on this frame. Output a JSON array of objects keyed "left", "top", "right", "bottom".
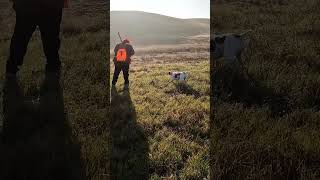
[
  {"left": 212, "top": 31, "right": 251, "bottom": 69},
  {"left": 169, "top": 72, "right": 188, "bottom": 82}
]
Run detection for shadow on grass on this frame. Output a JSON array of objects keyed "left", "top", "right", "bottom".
[
  {"left": 174, "top": 82, "right": 201, "bottom": 98},
  {"left": 213, "top": 66, "right": 291, "bottom": 117},
  {"left": 162, "top": 81, "right": 201, "bottom": 98},
  {"left": 0, "top": 75, "right": 84, "bottom": 180},
  {"left": 110, "top": 86, "right": 149, "bottom": 180}
]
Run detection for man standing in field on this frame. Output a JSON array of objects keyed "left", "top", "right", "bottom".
[
  {"left": 112, "top": 39, "right": 135, "bottom": 88},
  {"left": 5, "top": 0, "right": 69, "bottom": 77}
]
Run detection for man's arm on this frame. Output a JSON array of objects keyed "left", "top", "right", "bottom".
[
  {"left": 114, "top": 44, "right": 119, "bottom": 55},
  {"left": 126, "top": 45, "right": 134, "bottom": 64},
  {"left": 113, "top": 44, "right": 119, "bottom": 63},
  {"left": 129, "top": 45, "right": 135, "bottom": 56}
]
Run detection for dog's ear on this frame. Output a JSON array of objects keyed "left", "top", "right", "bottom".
[{"left": 215, "top": 36, "right": 226, "bottom": 44}]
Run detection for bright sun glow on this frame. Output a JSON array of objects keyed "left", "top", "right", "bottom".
[{"left": 110, "top": 0, "right": 210, "bottom": 19}]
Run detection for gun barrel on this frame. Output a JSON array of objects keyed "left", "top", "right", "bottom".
[{"left": 118, "top": 32, "right": 123, "bottom": 43}]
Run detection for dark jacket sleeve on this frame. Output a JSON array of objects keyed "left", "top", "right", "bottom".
[
  {"left": 113, "top": 44, "right": 119, "bottom": 63},
  {"left": 127, "top": 44, "right": 135, "bottom": 57},
  {"left": 114, "top": 44, "right": 119, "bottom": 55}
]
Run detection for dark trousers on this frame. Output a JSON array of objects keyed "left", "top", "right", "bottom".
[
  {"left": 6, "top": 8, "right": 63, "bottom": 74},
  {"left": 112, "top": 62, "right": 130, "bottom": 85}
]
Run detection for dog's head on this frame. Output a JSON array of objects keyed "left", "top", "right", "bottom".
[
  {"left": 211, "top": 35, "right": 226, "bottom": 59},
  {"left": 212, "top": 32, "right": 251, "bottom": 60}
]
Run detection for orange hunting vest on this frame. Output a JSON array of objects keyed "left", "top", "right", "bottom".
[{"left": 116, "top": 45, "right": 127, "bottom": 62}]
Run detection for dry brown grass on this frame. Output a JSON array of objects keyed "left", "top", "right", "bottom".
[
  {"left": 211, "top": 0, "right": 320, "bottom": 179},
  {"left": 0, "top": 1, "right": 109, "bottom": 179},
  {"left": 110, "top": 37, "right": 210, "bottom": 179}
]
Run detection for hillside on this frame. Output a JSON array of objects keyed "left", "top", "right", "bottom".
[{"left": 110, "top": 11, "right": 210, "bottom": 47}]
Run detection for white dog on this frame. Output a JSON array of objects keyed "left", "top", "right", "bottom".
[
  {"left": 169, "top": 72, "right": 188, "bottom": 82},
  {"left": 212, "top": 31, "right": 251, "bottom": 68}
]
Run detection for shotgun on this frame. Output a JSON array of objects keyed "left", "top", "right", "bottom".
[{"left": 118, "top": 32, "right": 123, "bottom": 43}]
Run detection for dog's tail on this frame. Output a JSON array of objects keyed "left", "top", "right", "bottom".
[
  {"left": 239, "top": 30, "right": 253, "bottom": 37},
  {"left": 238, "top": 30, "right": 253, "bottom": 48}
]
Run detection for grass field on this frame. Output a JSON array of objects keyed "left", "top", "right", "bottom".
[
  {"left": 0, "top": 1, "right": 108, "bottom": 179},
  {"left": 211, "top": 0, "right": 320, "bottom": 179},
  {"left": 110, "top": 35, "right": 210, "bottom": 179}
]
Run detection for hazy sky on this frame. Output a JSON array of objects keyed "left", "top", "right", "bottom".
[{"left": 110, "top": 0, "right": 210, "bottom": 19}]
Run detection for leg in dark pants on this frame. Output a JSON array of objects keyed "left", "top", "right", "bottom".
[
  {"left": 112, "top": 62, "right": 122, "bottom": 85},
  {"left": 6, "top": 12, "right": 36, "bottom": 74},
  {"left": 39, "top": 9, "right": 63, "bottom": 73},
  {"left": 6, "top": 8, "right": 62, "bottom": 74},
  {"left": 122, "top": 63, "right": 130, "bottom": 85}
]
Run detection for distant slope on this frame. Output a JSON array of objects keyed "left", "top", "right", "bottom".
[{"left": 110, "top": 11, "right": 210, "bottom": 47}]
